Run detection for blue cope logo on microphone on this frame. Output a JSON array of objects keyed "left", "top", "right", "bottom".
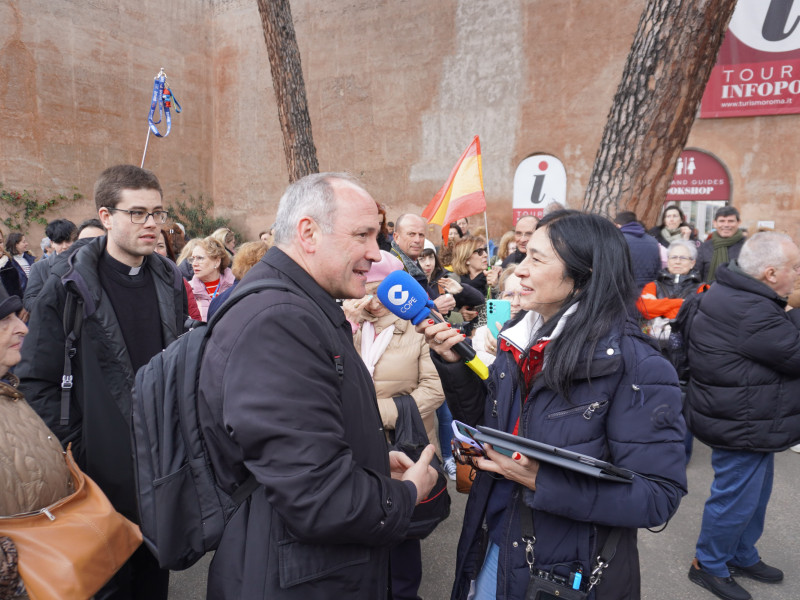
[{"left": 387, "top": 284, "right": 417, "bottom": 314}]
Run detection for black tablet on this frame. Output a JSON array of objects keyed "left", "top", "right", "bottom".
[{"left": 475, "top": 425, "right": 634, "bottom": 484}]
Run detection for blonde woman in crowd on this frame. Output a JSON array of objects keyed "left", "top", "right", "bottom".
[{"left": 189, "top": 237, "right": 234, "bottom": 321}]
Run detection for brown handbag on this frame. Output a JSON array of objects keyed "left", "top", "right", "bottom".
[
  {"left": 0, "top": 446, "right": 142, "bottom": 600},
  {"left": 454, "top": 441, "right": 477, "bottom": 494}
]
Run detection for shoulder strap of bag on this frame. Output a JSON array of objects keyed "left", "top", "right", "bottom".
[
  {"left": 60, "top": 290, "right": 83, "bottom": 426},
  {"left": 518, "top": 493, "right": 620, "bottom": 593},
  {"left": 208, "top": 278, "right": 343, "bottom": 381}
]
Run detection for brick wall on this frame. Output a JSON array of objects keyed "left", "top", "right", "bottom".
[{"left": 2, "top": 0, "right": 799, "bottom": 245}]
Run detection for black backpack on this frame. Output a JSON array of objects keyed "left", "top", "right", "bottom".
[
  {"left": 131, "top": 278, "right": 343, "bottom": 570},
  {"left": 390, "top": 396, "right": 451, "bottom": 539}
]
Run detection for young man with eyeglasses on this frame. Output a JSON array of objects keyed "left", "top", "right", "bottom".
[{"left": 16, "top": 164, "right": 188, "bottom": 600}]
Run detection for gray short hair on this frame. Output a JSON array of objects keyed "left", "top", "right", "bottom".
[
  {"left": 667, "top": 239, "right": 697, "bottom": 261},
  {"left": 273, "top": 173, "right": 363, "bottom": 245},
  {"left": 738, "top": 231, "right": 793, "bottom": 278}
]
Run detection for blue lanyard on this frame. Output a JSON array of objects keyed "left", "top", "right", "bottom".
[
  {"left": 148, "top": 70, "right": 181, "bottom": 138},
  {"left": 210, "top": 281, "right": 222, "bottom": 300}
]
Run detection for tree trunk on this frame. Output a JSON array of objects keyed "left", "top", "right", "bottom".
[
  {"left": 256, "top": 0, "right": 319, "bottom": 182},
  {"left": 583, "top": 0, "right": 737, "bottom": 226}
]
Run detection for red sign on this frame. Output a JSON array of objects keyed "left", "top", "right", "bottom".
[
  {"left": 701, "top": 0, "right": 800, "bottom": 119},
  {"left": 666, "top": 150, "right": 730, "bottom": 201}
]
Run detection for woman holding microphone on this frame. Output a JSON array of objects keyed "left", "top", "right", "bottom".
[{"left": 418, "top": 211, "right": 687, "bottom": 600}]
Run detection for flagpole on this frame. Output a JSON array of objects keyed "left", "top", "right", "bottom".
[{"left": 483, "top": 211, "right": 491, "bottom": 260}]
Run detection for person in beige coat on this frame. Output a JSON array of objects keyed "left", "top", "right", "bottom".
[
  {"left": 346, "top": 251, "right": 445, "bottom": 455},
  {"left": 0, "top": 288, "right": 73, "bottom": 598},
  {"left": 344, "top": 250, "right": 445, "bottom": 600}
]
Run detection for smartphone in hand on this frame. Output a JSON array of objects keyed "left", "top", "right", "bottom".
[{"left": 486, "top": 299, "right": 512, "bottom": 338}]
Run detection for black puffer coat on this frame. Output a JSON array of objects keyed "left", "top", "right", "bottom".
[
  {"left": 651, "top": 268, "right": 704, "bottom": 300},
  {"left": 686, "top": 261, "right": 800, "bottom": 451},
  {"left": 436, "top": 313, "right": 687, "bottom": 600}
]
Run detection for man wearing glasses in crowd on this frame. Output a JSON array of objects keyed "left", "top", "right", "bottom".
[{"left": 17, "top": 164, "right": 188, "bottom": 600}]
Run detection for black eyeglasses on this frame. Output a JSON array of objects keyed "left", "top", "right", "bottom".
[
  {"left": 472, "top": 247, "right": 488, "bottom": 256},
  {"left": 106, "top": 208, "right": 170, "bottom": 224}
]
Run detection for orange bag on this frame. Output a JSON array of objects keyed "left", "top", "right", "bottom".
[
  {"left": 0, "top": 447, "right": 142, "bottom": 600},
  {"left": 453, "top": 441, "right": 477, "bottom": 494}
]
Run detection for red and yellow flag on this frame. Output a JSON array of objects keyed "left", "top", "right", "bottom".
[{"left": 422, "top": 136, "right": 486, "bottom": 243}]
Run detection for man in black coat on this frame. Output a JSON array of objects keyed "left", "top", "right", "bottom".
[
  {"left": 22, "top": 218, "right": 77, "bottom": 312},
  {"left": 614, "top": 211, "right": 661, "bottom": 291},
  {"left": 16, "top": 165, "right": 187, "bottom": 600},
  {"left": 686, "top": 231, "right": 800, "bottom": 600},
  {"left": 197, "top": 173, "right": 437, "bottom": 600}
]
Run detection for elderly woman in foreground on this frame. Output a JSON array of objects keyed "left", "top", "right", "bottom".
[{"left": 1, "top": 288, "right": 73, "bottom": 598}]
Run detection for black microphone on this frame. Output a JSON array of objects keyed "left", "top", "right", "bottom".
[{"left": 376, "top": 270, "right": 489, "bottom": 379}]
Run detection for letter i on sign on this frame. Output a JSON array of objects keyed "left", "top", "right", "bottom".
[{"left": 530, "top": 161, "right": 548, "bottom": 205}]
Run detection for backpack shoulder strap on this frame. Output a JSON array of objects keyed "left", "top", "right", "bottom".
[
  {"left": 207, "top": 278, "right": 344, "bottom": 381},
  {"left": 203, "top": 277, "right": 345, "bottom": 507},
  {"left": 60, "top": 290, "right": 83, "bottom": 426}
]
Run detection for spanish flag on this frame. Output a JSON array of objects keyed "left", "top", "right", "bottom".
[{"left": 422, "top": 136, "right": 486, "bottom": 243}]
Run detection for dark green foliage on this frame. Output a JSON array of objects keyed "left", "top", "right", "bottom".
[
  {"left": 166, "top": 190, "right": 240, "bottom": 240},
  {"left": 0, "top": 184, "right": 82, "bottom": 233}
]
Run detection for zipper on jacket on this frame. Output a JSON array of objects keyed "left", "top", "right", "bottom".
[
  {"left": 583, "top": 401, "right": 602, "bottom": 420},
  {"left": 545, "top": 400, "right": 608, "bottom": 421}
]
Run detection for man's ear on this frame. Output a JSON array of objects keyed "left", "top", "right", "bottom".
[
  {"left": 296, "top": 216, "right": 319, "bottom": 254},
  {"left": 98, "top": 206, "right": 113, "bottom": 231},
  {"left": 763, "top": 265, "right": 779, "bottom": 285}
]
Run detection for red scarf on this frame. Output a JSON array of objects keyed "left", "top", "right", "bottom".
[
  {"left": 203, "top": 278, "right": 221, "bottom": 297},
  {"left": 499, "top": 337, "right": 550, "bottom": 435}
]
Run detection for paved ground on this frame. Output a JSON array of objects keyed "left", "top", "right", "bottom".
[{"left": 169, "top": 440, "right": 800, "bottom": 599}]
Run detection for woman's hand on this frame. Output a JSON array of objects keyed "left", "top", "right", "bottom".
[
  {"left": 474, "top": 444, "right": 539, "bottom": 490},
  {"left": 459, "top": 306, "right": 479, "bottom": 322},
  {"left": 484, "top": 328, "right": 498, "bottom": 356},
  {"left": 486, "top": 265, "right": 502, "bottom": 288},
  {"left": 439, "top": 276, "right": 463, "bottom": 295},
  {"left": 415, "top": 319, "right": 464, "bottom": 363},
  {"left": 433, "top": 293, "right": 456, "bottom": 315},
  {"left": 679, "top": 225, "right": 692, "bottom": 239},
  {"left": 342, "top": 296, "right": 371, "bottom": 325}
]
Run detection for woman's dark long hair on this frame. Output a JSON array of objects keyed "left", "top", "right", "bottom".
[
  {"left": 420, "top": 247, "right": 446, "bottom": 284},
  {"left": 5, "top": 232, "right": 24, "bottom": 256},
  {"left": 531, "top": 210, "right": 636, "bottom": 400}
]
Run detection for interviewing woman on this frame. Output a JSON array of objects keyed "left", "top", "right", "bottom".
[{"left": 419, "top": 211, "right": 687, "bottom": 600}]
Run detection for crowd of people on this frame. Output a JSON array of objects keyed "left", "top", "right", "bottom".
[{"left": 1, "top": 166, "right": 799, "bottom": 600}]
